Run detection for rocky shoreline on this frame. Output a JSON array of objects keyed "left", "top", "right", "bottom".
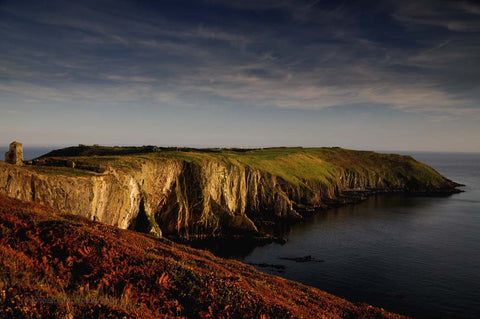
[{"left": 180, "top": 186, "right": 464, "bottom": 251}]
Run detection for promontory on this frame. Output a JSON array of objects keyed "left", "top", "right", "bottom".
[{"left": 0, "top": 145, "right": 460, "bottom": 241}]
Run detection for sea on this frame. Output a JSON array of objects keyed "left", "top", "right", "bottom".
[{"left": 1, "top": 147, "right": 479, "bottom": 318}]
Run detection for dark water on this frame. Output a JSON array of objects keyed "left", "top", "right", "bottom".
[{"left": 235, "top": 152, "right": 479, "bottom": 318}]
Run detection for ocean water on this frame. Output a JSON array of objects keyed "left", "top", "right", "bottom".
[{"left": 238, "top": 152, "right": 480, "bottom": 318}]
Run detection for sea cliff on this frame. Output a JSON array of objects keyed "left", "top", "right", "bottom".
[{"left": 0, "top": 146, "right": 460, "bottom": 240}]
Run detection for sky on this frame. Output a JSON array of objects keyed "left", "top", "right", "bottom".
[{"left": 1, "top": 0, "right": 480, "bottom": 152}]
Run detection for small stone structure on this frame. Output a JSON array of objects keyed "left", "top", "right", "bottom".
[{"left": 5, "top": 141, "right": 23, "bottom": 165}]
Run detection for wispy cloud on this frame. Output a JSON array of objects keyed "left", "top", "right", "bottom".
[
  {"left": 391, "top": 0, "right": 480, "bottom": 32},
  {"left": 1, "top": 0, "right": 480, "bottom": 119},
  {"left": 102, "top": 74, "right": 157, "bottom": 83}
]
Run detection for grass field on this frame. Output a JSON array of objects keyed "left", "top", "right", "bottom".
[{"left": 38, "top": 146, "right": 447, "bottom": 191}]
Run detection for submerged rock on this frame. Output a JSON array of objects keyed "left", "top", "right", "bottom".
[{"left": 279, "top": 255, "right": 325, "bottom": 263}]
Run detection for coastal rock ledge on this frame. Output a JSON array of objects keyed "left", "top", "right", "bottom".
[{"left": 0, "top": 146, "right": 461, "bottom": 240}]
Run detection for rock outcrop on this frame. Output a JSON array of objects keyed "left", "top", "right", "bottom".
[{"left": 0, "top": 147, "right": 461, "bottom": 240}]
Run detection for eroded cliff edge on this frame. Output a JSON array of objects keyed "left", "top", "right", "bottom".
[{"left": 0, "top": 147, "right": 461, "bottom": 240}]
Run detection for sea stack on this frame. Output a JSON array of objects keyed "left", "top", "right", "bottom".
[{"left": 4, "top": 141, "right": 23, "bottom": 166}]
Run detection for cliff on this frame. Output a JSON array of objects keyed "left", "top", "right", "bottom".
[
  {"left": 0, "top": 194, "right": 408, "bottom": 318},
  {"left": 0, "top": 147, "right": 460, "bottom": 240}
]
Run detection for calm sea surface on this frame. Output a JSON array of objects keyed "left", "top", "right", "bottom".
[
  {"left": 238, "top": 152, "right": 480, "bottom": 318},
  {"left": 2, "top": 147, "right": 479, "bottom": 317}
]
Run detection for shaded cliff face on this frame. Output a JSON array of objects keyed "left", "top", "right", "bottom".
[{"left": 0, "top": 147, "right": 460, "bottom": 240}]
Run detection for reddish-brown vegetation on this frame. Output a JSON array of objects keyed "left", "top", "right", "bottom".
[{"left": 0, "top": 194, "right": 407, "bottom": 318}]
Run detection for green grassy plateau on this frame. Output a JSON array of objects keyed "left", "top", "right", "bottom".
[{"left": 36, "top": 145, "right": 457, "bottom": 193}]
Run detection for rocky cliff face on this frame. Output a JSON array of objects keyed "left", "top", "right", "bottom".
[{"left": 0, "top": 148, "right": 460, "bottom": 240}]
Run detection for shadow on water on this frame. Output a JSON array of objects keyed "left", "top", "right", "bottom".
[
  {"left": 188, "top": 237, "right": 268, "bottom": 260},
  {"left": 188, "top": 192, "right": 447, "bottom": 260}
]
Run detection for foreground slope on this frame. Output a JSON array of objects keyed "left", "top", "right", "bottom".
[
  {"left": 0, "top": 147, "right": 460, "bottom": 240},
  {"left": 0, "top": 195, "right": 406, "bottom": 318}
]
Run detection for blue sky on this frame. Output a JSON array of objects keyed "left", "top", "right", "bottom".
[{"left": 1, "top": 0, "right": 479, "bottom": 151}]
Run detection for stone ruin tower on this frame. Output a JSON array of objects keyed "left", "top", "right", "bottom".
[{"left": 5, "top": 141, "right": 23, "bottom": 165}]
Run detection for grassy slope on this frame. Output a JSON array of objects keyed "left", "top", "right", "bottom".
[
  {"left": 41, "top": 146, "right": 453, "bottom": 192},
  {"left": 0, "top": 195, "right": 407, "bottom": 319}
]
